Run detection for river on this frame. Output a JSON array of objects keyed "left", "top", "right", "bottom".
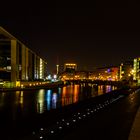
[{"left": 0, "top": 84, "right": 117, "bottom": 139}]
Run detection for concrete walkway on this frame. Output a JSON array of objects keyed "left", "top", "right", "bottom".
[{"left": 129, "top": 89, "right": 140, "bottom": 140}]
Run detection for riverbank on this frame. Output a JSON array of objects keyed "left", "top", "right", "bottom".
[
  {"left": 21, "top": 87, "right": 138, "bottom": 140},
  {"left": 0, "top": 84, "right": 139, "bottom": 140},
  {"left": 0, "top": 81, "right": 64, "bottom": 92}
]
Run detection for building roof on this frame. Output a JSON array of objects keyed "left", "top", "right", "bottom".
[
  {"left": 0, "top": 26, "right": 47, "bottom": 64},
  {"left": 0, "top": 26, "right": 19, "bottom": 40}
]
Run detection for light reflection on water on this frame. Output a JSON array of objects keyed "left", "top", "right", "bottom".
[
  {"left": 0, "top": 84, "right": 118, "bottom": 140},
  {"left": 46, "top": 90, "right": 51, "bottom": 111},
  {"left": 35, "top": 84, "right": 116, "bottom": 114},
  {"left": 37, "top": 89, "right": 45, "bottom": 113},
  {"left": 52, "top": 93, "right": 57, "bottom": 109},
  {"left": 0, "top": 92, "right": 6, "bottom": 107},
  {"left": 0, "top": 84, "right": 117, "bottom": 116},
  {"left": 15, "top": 91, "right": 24, "bottom": 106},
  {"left": 61, "top": 85, "right": 79, "bottom": 106}
]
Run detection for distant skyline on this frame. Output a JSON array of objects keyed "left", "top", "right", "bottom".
[{"left": 0, "top": 2, "right": 140, "bottom": 73}]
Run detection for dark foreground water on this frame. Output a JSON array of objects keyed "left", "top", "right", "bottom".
[{"left": 0, "top": 84, "right": 116, "bottom": 139}]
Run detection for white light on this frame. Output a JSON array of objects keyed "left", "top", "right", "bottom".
[
  {"left": 32, "top": 131, "right": 35, "bottom": 135},
  {"left": 62, "top": 119, "right": 65, "bottom": 122},
  {"left": 73, "top": 119, "right": 76, "bottom": 122},
  {"left": 40, "top": 136, "right": 43, "bottom": 139},
  {"left": 40, "top": 128, "right": 44, "bottom": 131},
  {"left": 51, "top": 130, "right": 54, "bottom": 134},
  {"left": 59, "top": 126, "right": 62, "bottom": 129},
  {"left": 66, "top": 122, "right": 70, "bottom": 125},
  {"left": 7, "top": 66, "right": 11, "bottom": 70},
  {"left": 47, "top": 75, "right": 52, "bottom": 80},
  {"left": 53, "top": 74, "right": 57, "bottom": 79}
]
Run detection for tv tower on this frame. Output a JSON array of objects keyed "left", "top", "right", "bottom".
[
  {"left": 56, "top": 56, "right": 59, "bottom": 75},
  {"left": 56, "top": 64, "right": 59, "bottom": 75}
]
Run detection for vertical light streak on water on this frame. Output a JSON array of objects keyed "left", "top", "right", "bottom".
[
  {"left": 62, "top": 86, "right": 67, "bottom": 106},
  {"left": 52, "top": 93, "right": 57, "bottom": 109},
  {"left": 106, "top": 85, "right": 112, "bottom": 93},
  {"left": 73, "top": 85, "right": 79, "bottom": 103},
  {"left": 37, "top": 89, "right": 45, "bottom": 114},
  {"left": 46, "top": 90, "right": 51, "bottom": 111}
]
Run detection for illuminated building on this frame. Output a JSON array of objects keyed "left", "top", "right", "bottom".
[
  {"left": 56, "top": 64, "right": 59, "bottom": 75},
  {"left": 64, "top": 63, "right": 77, "bottom": 72},
  {"left": 0, "top": 27, "right": 47, "bottom": 86},
  {"left": 61, "top": 63, "right": 77, "bottom": 80},
  {"left": 133, "top": 58, "right": 140, "bottom": 81},
  {"left": 119, "top": 61, "right": 133, "bottom": 81},
  {"left": 89, "top": 66, "right": 119, "bottom": 81}
]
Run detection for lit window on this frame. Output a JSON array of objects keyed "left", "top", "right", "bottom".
[{"left": 7, "top": 66, "right": 11, "bottom": 70}]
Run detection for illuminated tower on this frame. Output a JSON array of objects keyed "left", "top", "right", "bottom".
[{"left": 56, "top": 64, "right": 59, "bottom": 75}]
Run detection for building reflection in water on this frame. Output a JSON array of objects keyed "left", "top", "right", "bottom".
[
  {"left": 46, "top": 90, "right": 51, "bottom": 111},
  {"left": 73, "top": 85, "right": 79, "bottom": 103},
  {"left": 98, "top": 85, "right": 117, "bottom": 95},
  {"left": 37, "top": 89, "right": 45, "bottom": 114},
  {"left": 11, "top": 91, "right": 24, "bottom": 120},
  {"left": 15, "top": 91, "right": 24, "bottom": 107},
  {"left": 106, "top": 85, "right": 112, "bottom": 93},
  {"left": 98, "top": 85, "right": 104, "bottom": 95},
  {"left": 0, "top": 92, "right": 6, "bottom": 108},
  {"left": 91, "top": 84, "right": 98, "bottom": 97},
  {"left": 62, "top": 85, "right": 79, "bottom": 106},
  {"left": 19, "top": 91, "right": 23, "bottom": 105},
  {"left": 62, "top": 86, "right": 67, "bottom": 106},
  {"left": 36, "top": 84, "right": 117, "bottom": 114},
  {"left": 106, "top": 85, "right": 117, "bottom": 92},
  {"left": 52, "top": 93, "right": 57, "bottom": 109},
  {"left": 37, "top": 89, "right": 60, "bottom": 112}
]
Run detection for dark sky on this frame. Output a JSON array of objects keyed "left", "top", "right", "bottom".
[{"left": 0, "top": 1, "right": 140, "bottom": 73}]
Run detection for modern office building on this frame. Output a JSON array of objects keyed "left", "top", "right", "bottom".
[
  {"left": 119, "top": 61, "right": 133, "bottom": 81},
  {"left": 0, "top": 26, "right": 47, "bottom": 86},
  {"left": 133, "top": 57, "right": 140, "bottom": 82}
]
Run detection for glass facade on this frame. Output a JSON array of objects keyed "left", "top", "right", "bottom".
[
  {"left": 0, "top": 27, "right": 47, "bottom": 84},
  {"left": 133, "top": 58, "right": 140, "bottom": 81},
  {"left": 0, "top": 41, "right": 11, "bottom": 80}
]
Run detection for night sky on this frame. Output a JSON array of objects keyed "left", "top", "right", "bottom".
[{"left": 0, "top": 1, "right": 140, "bottom": 73}]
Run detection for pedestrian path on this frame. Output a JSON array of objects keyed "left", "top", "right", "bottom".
[{"left": 129, "top": 89, "right": 140, "bottom": 140}]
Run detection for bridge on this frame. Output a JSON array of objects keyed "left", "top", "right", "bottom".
[{"left": 64, "top": 79, "right": 129, "bottom": 88}]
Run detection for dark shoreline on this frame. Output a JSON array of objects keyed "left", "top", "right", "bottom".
[{"left": 0, "top": 82, "right": 64, "bottom": 92}]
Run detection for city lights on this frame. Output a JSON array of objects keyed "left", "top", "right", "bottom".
[{"left": 1, "top": 4, "right": 140, "bottom": 140}]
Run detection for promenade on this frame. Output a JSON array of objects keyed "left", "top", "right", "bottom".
[
  {"left": 0, "top": 81, "right": 64, "bottom": 92},
  {"left": 129, "top": 89, "right": 140, "bottom": 140},
  {"left": 60, "top": 88, "right": 140, "bottom": 140},
  {"left": 21, "top": 87, "right": 140, "bottom": 140},
  {"left": 0, "top": 85, "right": 140, "bottom": 140}
]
